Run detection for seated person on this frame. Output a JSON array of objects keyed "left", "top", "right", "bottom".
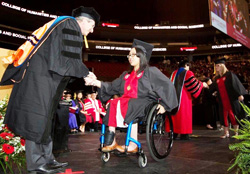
[
  {"left": 53, "top": 90, "right": 71, "bottom": 154},
  {"left": 74, "top": 90, "right": 92, "bottom": 133},
  {"left": 106, "top": 94, "right": 120, "bottom": 109},
  {"left": 86, "top": 39, "right": 178, "bottom": 152},
  {"left": 65, "top": 92, "right": 78, "bottom": 133}
]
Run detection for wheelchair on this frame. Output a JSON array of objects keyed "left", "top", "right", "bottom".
[{"left": 99, "top": 102, "right": 174, "bottom": 168}]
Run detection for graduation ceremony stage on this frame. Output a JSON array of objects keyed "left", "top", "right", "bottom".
[{"left": 51, "top": 126, "right": 237, "bottom": 174}]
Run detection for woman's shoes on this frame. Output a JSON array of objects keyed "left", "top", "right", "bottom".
[
  {"left": 116, "top": 145, "right": 138, "bottom": 153},
  {"left": 70, "top": 129, "right": 78, "bottom": 134},
  {"left": 220, "top": 134, "right": 230, "bottom": 139},
  {"left": 180, "top": 134, "right": 190, "bottom": 140},
  {"left": 206, "top": 124, "right": 214, "bottom": 130},
  {"left": 102, "top": 142, "right": 118, "bottom": 152}
]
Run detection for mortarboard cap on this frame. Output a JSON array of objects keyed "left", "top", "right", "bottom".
[
  {"left": 72, "top": 6, "right": 100, "bottom": 24},
  {"left": 64, "top": 91, "right": 72, "bottom": 95},
  {"left": 91, "top": 91, "right": 97, "bottom": 94},
  {"left": 214, "top": 58, "right": 226, "bottom": 64},
  {"left": 132, "top": 39, "right": 154, "bottom": 62}
]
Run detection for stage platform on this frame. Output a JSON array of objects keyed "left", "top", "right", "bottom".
[{"left": 53, "top": 125, "right": 237, "bottom": 174}]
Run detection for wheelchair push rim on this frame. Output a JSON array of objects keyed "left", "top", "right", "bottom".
[{"left": 146, "top": 104, "right": 174, "bottom": 161}]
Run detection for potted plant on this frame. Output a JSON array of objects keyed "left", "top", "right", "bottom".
[
  {"left": 228, "top": 103, "right": 250, "bottom": 174},
  {"left": 0, "top": 96, "right": 26, "bottom": 173}
]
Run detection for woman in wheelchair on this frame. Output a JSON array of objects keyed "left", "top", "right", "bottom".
[{"left": 88, "top": 39, "right": 178, "bottom": 153}]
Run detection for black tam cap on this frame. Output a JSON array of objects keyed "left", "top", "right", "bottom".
[
  {"left": 72, "top": 6, "right": 100, "bottom": 24},
  {"left": 132, "top": 39, "right": 154, "bottom": 62},
  {"left": 90, "top": 90, "right": 97, "bottom": 94},
  {"left": 64, "top": 91, "right": 72, "bottom": 95},
  {"left": 215, "top": 58, "right": 226, "bottom": 64},
  {"left": 178, "top": 59, "right": 190, "bottom": 68}
]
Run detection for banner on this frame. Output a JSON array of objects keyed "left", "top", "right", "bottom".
[{"left": 0, "top": 48, "right": 14, "bottom": 99}]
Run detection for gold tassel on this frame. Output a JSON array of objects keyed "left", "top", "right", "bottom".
[
  {"left": 213, "top": 63, "right": 216, "bottom": 74},
  {"left": 74, "top": 93, "right": 76, "bottom": 100},
  {"left": 84, "top": 35, "right": 89, "bottom": 49}
]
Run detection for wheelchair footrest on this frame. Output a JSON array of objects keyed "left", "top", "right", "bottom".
[{"left": 113, "top": 151, "right": 129, "bottom": 157}]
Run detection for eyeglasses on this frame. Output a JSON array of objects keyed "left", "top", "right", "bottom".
[{"left": 127, "top": 54, "right": 137, "bottom": 58}]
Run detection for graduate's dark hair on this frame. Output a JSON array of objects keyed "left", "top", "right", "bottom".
[
  {"left": 128, "top": 47, "right": 148, "bottom": 74},
  {"left": 75, "top": 90, "right": 83, "bottom": 100},
  {"left": 178, "top": 60, "right": 190, "bottom": 68}
]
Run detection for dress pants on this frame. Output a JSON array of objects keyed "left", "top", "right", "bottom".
[{"left": 25, "top": 139, "right": 55, "bottom": 171}]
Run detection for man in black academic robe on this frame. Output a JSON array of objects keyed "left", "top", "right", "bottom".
[{"left": 0, "top": 6, "right": 100, "bottom": 173}]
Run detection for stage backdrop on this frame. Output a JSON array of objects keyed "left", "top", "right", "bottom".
[{"left": 0, "top": 48, "right": 14, "bottom": 100}]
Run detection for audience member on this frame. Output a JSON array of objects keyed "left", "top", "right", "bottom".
[
  {"left": 84, "top": 91, "right": 106, "bottom": 132},
  {"left": 106, "top": 94, "right": 120, "bottom": 109},
  {"left": 65, "top": 92, "right": 79, "bottom": 134},
  {"left": 74, "top": 91, "right": 87, "bottom": 132},
  {"left": 53, "top": 91, "right": 71, "bottom": 154}
]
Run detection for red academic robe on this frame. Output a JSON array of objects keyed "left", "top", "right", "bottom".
[
  {"left": 84, "top": 98, "right": 106, "bottom": 123},
  {"left": 170, "top": 68, "right": 203, "bottom": 134},
  {"left": 78, "top": 101, "right": 93, "bottom": 123}
]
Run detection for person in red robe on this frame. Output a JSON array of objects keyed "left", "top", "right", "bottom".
[
  {"left": 89, "top": 91, "right": 106, "bottom": 131},
  {"left": 106, "top": 94, "right": 120, "bottom": 109},
  {"left": 170, "top": 60, "right": 208, "bottom": 140},
  {"left": 84, "top": 91, "right": 106, "bottom": 132},
  {"left": 209, "top": 58, "right": 246, "bottom": 138},
  {"left": 85, "top": 39, "right": 178, "bottom": 152}
]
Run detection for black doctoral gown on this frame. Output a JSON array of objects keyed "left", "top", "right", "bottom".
[
  {"left": 209, "top": 71, "right": 247, "bottom": 125},
  {"left": 0, "top": 17, "right": 89, "bottom": 144}
]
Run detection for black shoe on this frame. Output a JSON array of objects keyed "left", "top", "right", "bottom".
[
  {"left": 53, "top": 149, "right": 64, "bottom": 154},
  {"left": 180, "top": 134, "right": 190, "bottom": 140},
  {"left": 48, "top": 160, "right": 68, "bottom": 169},
  {"left": 173, "top": 133, "right": 178, "bottom": 140},
  {"left": 28, "top": 164, "right": 65, "bottom": 174},
  {"left": 63, "top": 148, "right": 72, "bottom": 153},
  {"left": 90, "top": 129, "right": 95, "bottom": 132}
]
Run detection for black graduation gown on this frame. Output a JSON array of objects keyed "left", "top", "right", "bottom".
[
  {"left": 209, "top": 71, "right": 247, "bottom": 125},
  {"left": 0, "top": 17, "right": 89, "bottom": 144},
  {"left": 98, "top": 67, "right": 178, "bottom": 125},
  {"left": 74, "top": 99, "right": 86, "bottom": 124}
]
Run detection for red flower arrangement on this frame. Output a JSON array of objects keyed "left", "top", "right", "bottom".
[
  {"left": 0, "top": 96, "right": 26, "bottom": 173},
  {"left": 0, "top": 132, "right": 14, "bottom": 140},
  {"left": 2, "top": 144, "right": 14, "bottom": 154}
]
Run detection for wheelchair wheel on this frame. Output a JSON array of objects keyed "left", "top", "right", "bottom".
[
  {"left": 101, "top": 152, "right": 110, "bottom": 163},
  {"left": 138, "top": 153, "right": 147, "bottom": 168},
  {"left": 146, "top": 104, "right": 174, "bottom": 161}
]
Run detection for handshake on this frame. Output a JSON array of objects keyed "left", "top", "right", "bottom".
[
  {"left": 84, "top": 72, "right": 101, "bottom": 87},
  {"left": 202, "top": 78, "right": 213, "bottom": 89}
]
